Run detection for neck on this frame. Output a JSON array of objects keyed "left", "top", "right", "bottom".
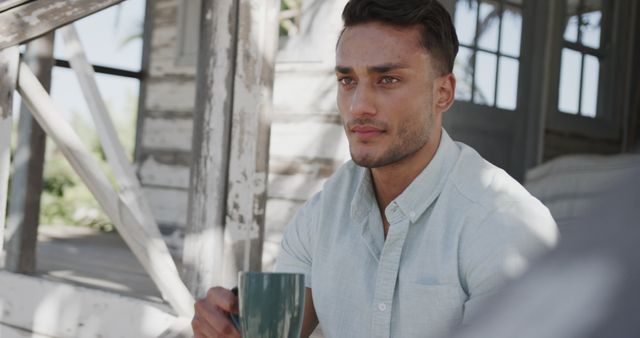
[{"left": 371, "top": 130, "right": 442, "bottom": 212}]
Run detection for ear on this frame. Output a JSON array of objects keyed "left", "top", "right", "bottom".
[{"left": 434, "top": 73, "right": 456, "bottom": 114}]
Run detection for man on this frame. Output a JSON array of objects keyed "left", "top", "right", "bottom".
[{"left": 192, "top": 0, "right": 558, "bottom": 337}]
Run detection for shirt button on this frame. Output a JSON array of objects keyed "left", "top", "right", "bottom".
[
  {"left": 378, "top": 303, "right": 386, "bottom": 312},
  {"left": 409, "top": 211, "right": 416, "bottom": 219}
]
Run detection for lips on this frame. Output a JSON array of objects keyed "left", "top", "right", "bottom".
[{"left": 350, "top": 124, "right": 385, "bottom": 140}]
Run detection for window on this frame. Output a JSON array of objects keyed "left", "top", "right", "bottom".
[
  {"left": 453, "top": 0, "right": 523, "bottom": 110},
  {"left": 557, "top": 0, "right": 605, "bottom": 118}
]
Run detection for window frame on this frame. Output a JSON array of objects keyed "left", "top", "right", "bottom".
[
  {"left": 545, "top": 0, "right": 634, "bottom": 140},
  {"left": 452, "top": 0, "right": 526, "bottom": 112}
]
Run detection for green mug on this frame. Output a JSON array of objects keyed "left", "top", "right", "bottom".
[{"left": 231, "top": 272, "right": 305, "bottom": 338}]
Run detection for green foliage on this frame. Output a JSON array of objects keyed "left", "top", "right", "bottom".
[
  {"left": 279, "top": 0, "right": 302, "bottom": 37},
  {"left": 38, "top": 93, "right": 138, "bottom": 233}
]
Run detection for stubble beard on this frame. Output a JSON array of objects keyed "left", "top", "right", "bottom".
[{"left": 349, "top": 114, "right": 433, "bottom": 169}]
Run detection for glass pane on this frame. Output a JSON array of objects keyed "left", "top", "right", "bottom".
[
  {"left": 581, "top": 55, "right": 599, "bottom": 117},
  {"left": 500, "top": 6, "right": 522, "bottom": 57},
  {"left": 455, "top": 0, "right": 478, "bottom": 46},
  {"left": 558, "top": 48, "right": 582, "bottom": 114},
  {"left": 474, "top": 51, "right": 497, "bottom": 106},
  {"left": 454, "top": 46, "right": 474, "bottom": 101},
  {"left": 54, "top": 0, "right": 145, "bottom": 71},
  {"left": 50, "top": 67, "right": 140, "bottom": 153},
  {"left": 581, "top": 8, "right": 602, "bottom": 49},
  {"left": 477, "top": 1, "right": 500, "bottom": 52},
  {"left": 564, "top": 16, "right": 579, "bottom": 43},
  {"left": 497, "top": 57, "right": 519, "bottom": 110}
]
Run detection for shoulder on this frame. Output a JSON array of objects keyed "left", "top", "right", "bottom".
[
  {"left": 448, "top": 143, "right": 543, "bottom": 212},
  {"left": 446, "top": 142, "right": 558, "bottom": 245}
]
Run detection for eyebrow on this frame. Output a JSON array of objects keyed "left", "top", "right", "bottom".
[{"left": 335, "top": 63, "right": 410, "bottom": 74}]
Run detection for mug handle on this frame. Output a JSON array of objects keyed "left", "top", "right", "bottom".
[{"left": 229, "top": 287, "right": 241, "bottom": 330}]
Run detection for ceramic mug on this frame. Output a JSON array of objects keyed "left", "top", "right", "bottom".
[{"left": 230, "top": 272, "right": 305, "bottom": 338}]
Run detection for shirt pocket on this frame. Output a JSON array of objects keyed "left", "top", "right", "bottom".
[{"left": 396, "top": 283, "right": 465, "bottom": 338}]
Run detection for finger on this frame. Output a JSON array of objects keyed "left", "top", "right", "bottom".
[
  {"left": 194, "top": 296, "right": 240, "bottom": 338},
  {"left": 207, "top": 287, "right": 239, "bottom": 313},
  {"left": 192, "top": 315, "right": 215, "bottom": 338},
  {"left": 205, "top": 306, "right": 241, "bottom": 338}
]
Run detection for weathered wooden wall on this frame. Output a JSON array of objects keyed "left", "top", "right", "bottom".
[
  {"left": 136, "top": 0, "right": 197, "bottom": 255},
  {"left": 136, "top": 0, "right": 350, "bottom": 270}
]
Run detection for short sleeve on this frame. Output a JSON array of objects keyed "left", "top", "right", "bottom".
[
  {"left": 274, "top": 193, "right": 321, "bottom": 288},
  {"left": 460, "top": 200, "right": 559, "bottom": 322}
]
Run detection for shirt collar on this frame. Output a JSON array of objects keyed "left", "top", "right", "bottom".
[
  {"left": 350, "top": 128, "right": 459, "bottom": 224},
  {"left": 392, "top": 128, "right": 459, "bottom": 222}
]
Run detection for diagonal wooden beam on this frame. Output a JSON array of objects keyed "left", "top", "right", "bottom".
[
  {"left": 17, "top": 61, "right": 195, "bottom": 318},
  {"left": 0, "top": 0, "right": 33, "bottom": 13},
  {"left": 0, "top": 0, "right": 125, "bottom": 49},
  {"left": 60, "top": 24, "right": 157, "bottom": 236},
  {"left": 0, "top": 46, "right": 19, "bottom": 268}
]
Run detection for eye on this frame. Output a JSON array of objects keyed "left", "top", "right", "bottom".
[
  {"left": 338, "top": 76, "right": 355, "bottom": 86},
  {"left": 380, "top": 76, "right": 399, "bottom": 85}
]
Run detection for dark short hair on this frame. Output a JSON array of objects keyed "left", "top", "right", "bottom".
[{"left": 341, "top": 0, "right": 459, "bottom": 74}]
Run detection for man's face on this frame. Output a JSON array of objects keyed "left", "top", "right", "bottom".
[{"left": 336, "top": 22, "right": 444, "bottom": 169}]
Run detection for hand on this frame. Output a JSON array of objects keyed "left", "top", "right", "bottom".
[{"left": 192, "top": 287, "right": 241, "bottom": 338}]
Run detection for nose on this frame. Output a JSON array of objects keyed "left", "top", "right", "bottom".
[{"left": 349, "top": 83, "right": 376, "bottom": 117}]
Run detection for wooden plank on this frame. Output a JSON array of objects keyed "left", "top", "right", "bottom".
[
  {"left": 226, "top": 0, "right": 280, "bottom": 273},
  {"left": 270, "top": 121, "right": 350, "bottom": 160},
  {"left": 141, "top": 117, "right": 194, "bottom": 151},
  {"left": 182, "top": 0, "right": 239, "bottom": 295},
  {"left": 61, "top": 24, "right": 159, "bottom": 239},
  {"left": 0, "top": 0, "right": 32, "bottom": 13},
  {"left": 144, "top": 187, "right": 188, "bottom": 227},
  {"left": 139, "top": 156, "right": 190, "bottom": 189},
  {"left": 144, "top": 78, "right": 197, "bottom": 113},
  {"left": 273, "top": 70, "right": 337, "bottom": 114},
  {"left": 0, "top": 46, "right": 19, "bottom": 269},
  {"left": 16, "top": 62, "right": 195, "bottom": 318},
  {"left": 5, "top": 33, "right": 53, "bottom": 274},
  {"left": 0, "top": 0, "right": 124, "bottom": 49},
  {"left": 0, "top": 322, "right": 51, "bottom": 338},
  {"left": 268, "top": 173, "right": 326, "bottom": 202},
  {"left": 0, "top": 271, "right": 184, "bottom": 338}
]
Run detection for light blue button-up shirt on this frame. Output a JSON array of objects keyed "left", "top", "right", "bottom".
[{"left": 276, "top": 130, "right": 558, "bottom": 338}]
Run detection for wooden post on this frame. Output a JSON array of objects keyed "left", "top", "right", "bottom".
[
  {"left": 182, "top": 0, "right": 238, "bottom": 296},
  {"left": 5, "top": 33, "right": 54, "bottom": 273},
  {"left": 17, "top": 62, "right": 195, "bottom": 318},
  {"left": 183, "top": 0, "right": 279, "bottom": 296},
  {"left": 60, "top": 24, "right": 157, "bottom": 234},
  {"left": 227, "top": 0, "right": 279, "bottom": 275},
  {"left": 0, "top": 46, "right": 19, "bottom": 268}
]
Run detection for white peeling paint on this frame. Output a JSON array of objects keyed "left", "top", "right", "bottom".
[
  {"left": 21, "top": 2, "right": 66, "bottom": 26},
  {"left": 0, "top": 33, "right": 18, "bottom": 44}
]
